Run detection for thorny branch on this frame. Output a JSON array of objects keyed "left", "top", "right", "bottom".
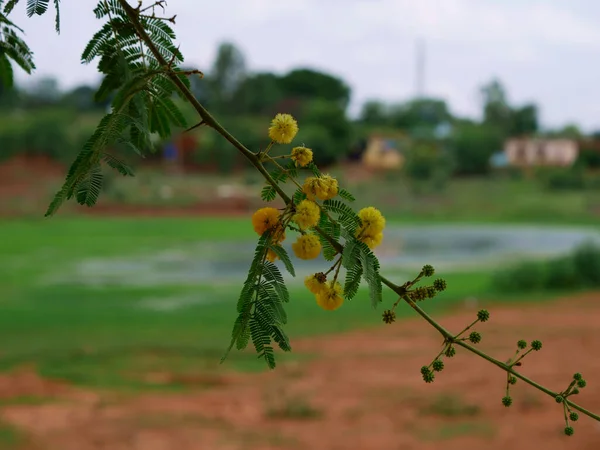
[{"left": 117, "top": 0, "right": 600, "bottom": 426}]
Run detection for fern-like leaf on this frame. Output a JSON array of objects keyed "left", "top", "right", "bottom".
[
  {"left": 3, "top": 0, "right": 20, "bottom": 15},
  {"left": 261, "top": 185, "right": 277, "bottom": 202},
  {"left": 26, "top": 0, "right": 48, "bottom": 16},
  {"left": 0, "top": 27, "right": 35, "bottom": 74},
  {"left": 344, "top": 262, "right": 363, "bottom": 300},
  {"left": 45, "top": 112, "right": 130, "bottom": 216},
  {"left": 293, "top": 188, "right": 307, "bottom": 205},
  {"left": 323, "top": 199, "right": 361, "bottom": 233},
  {"left": 0, "top": 51, "right": 13, "bottom": 87},
  {"left": 102, "top": 152, "right": 134, "bottom": 176},
  {"left": 357, "top": 241, "right": 383, "bottom": 308},
  {"left": 262, "top": 262, "right": 289, "bottom": 304},
  {"left": 317, "top": 213, "right": 340, "bottom": 261},
  {"left": 308, "top": 162, "right": 321, "bottom": 177},
  {"left": 339, "top": 188, "right": 356, "bottom": 202},
  {"left": 53, "top": 0, "right": 59, "bottom": 32},
  {"left": 75, "top": 163, "right": 103, "bottom": 207},
  {"left": 268, "top": 244, "right": 295, "bottom": 276}
]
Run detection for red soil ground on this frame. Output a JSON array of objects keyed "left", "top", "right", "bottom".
[{"left": 1, "top": 294, "right": 600, "bottom": 450}]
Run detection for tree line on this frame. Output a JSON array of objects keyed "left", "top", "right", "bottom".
[{"left": 0, "top": 41, "right": 593, "bottom": 175}]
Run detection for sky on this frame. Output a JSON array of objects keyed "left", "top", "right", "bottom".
[{"left": 9, "top": 0, "right": 600, "bottom": 132}]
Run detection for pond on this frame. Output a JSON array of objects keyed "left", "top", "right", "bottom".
[{"left": 48, "top": 224, "right": 600, "bottom": 288}]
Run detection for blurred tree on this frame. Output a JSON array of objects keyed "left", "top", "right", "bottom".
[
  {"left": 546, "top": 124, "right": 582, "bottom": 139},
  {"left": 23, "top": 76, "right": 61, "bottom": 107},
  {"left": 451, "top": 123, "right": 503, "bottom": 175},
  {"left": 233, "top": 72, "right": 283, "bottom": 115},
  {"left": 208, "top": 42, "right": 247, "bottom": 113},
  {"left": 294, "top": 124, "right": 337, "bottom": 167},
  {"left": 388, "top": 98, "right": 450, "bottom": 134},
  {"left": 279, "top": 68, "right": 351, "bottom": 110},
  {"left": 403, "top": 140, "right": 453, "bottom": 192},
  {"left": 60, "top": 85, "right": 106, "bottom": 111},
  {"left": 510, "top": 103, "right": 538, "bottom": 136},
  {"left": 480, "top": 78, "right": 513, "bottom": 134},
  {"left": 182, "top": 66, "right": 211, "bottom": 105},
  {"left": 300, "top": 98, "right": 352, "bottom": 165},
  {"left": 0, "top": 82, "right": 20, "bottom": 109},
  {"left": 359, "top": 100, "right": 388, "bottom": 125}
]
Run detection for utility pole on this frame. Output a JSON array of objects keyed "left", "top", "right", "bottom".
[{"left": 416, "top": 38, "right": 425, "bottom": 98}]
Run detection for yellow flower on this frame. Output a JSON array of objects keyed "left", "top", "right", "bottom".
[
  {"left": 292, "top": 234, "right": 322, "bottom": 260},
  {"left": 316, "top": 281, "right": 344, "bottom": 311},
  {"left": 252, "top": 207, "right": 280, "bottom": 235},
  {"left": 291, "top": 146, "right": 313, "bottom": 167},
  {"left": 266, "top": 249, "right": 279, "bottom": 263},
  {"left": 292, "top": 199, "right": 321, "bottom": 230},
  {"left": 360, "top": 231, "right": 384, "bottom": 250},
  {"left": 302, "top": 175, "right": 339, "bottom": 201},
  {"left": 356, "top": 206, "right": 386, "bottom": 249},
  {"left": 357, "top": 207, "right": 386, "bottom": 234},
  {"left": 304, "top": 273, "right": 326, "bottom": 294},
  {"left": 268, "top": 113, "right": 299, "bottom": 144}
]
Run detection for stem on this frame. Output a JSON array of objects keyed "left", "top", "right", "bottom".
[
  {"left": 118, "top": 0, "right": 291, "bottom": 206},
  {"left": 118, "top": 0, "right": 600, "bottom": 424},
  {"left": 454, "top": 318, "right": 480, "bottom": 339}
]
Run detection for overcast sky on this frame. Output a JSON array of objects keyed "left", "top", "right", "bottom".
[{"left": 10, "top": 0, "right": 600, "bottom": 131}]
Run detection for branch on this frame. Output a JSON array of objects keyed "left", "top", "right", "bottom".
[{"left": 116, "top": 0, "right": 600, "bottom": 426}]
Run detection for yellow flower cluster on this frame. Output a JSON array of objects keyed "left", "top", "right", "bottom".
[
  {"left": 292, "top": 199, "right": 321, "bottom": 230},
  {"left": 291, "top": 146, "right": 313, "bottom": 167},
  {"left": 252, "top": 207, "right": 280, "bottom": 235},
  {"left": 356, "top": 206, "right": 386, "bottom": 250},
  {"left": 304, "top": 274, "right": 344, "bottom": 311},
  {"left": 268, "top": 113, "right": 299, "bottom": 144},
  {"left": 292, "top": 234, "right": 322, "bottom": 260},
  {"left": 252, "top": 207, "right": 286, "bottom": 263},
  {"left": 304, "top": 273, "right": 326, "bottom": 294},
  {"left": 302, "top": 175, "right": 339, "bottom": 201}
]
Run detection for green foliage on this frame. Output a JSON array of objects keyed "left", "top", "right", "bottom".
[
  {"left": 0, "top": 6, "right": 36, "bottom": 88},
  {"left": 322, "top": 199, "right": 360, "bottom": 233},
  {"left": 45, "top": 0, "right": 194, "bottom": 214},
  {"left": 450, "top": 123, "right": 503, "bottom": 175},
  {"left": 279, "top": 68, "right": 351, "bottom": 110},
  {"left": 299, "top": 99, "right": 352, "bottom": 166},
  {"left": 491, "top": 242, "right": 600, "bottom": 293},
  {"left": 222, "top": 233, "right": 293, "bottom": 369},
  {"left": 260, "top": 161, "right": 297, "bottom": 202},
  {"left": 316, "top": 212, "right": 340, "bottom": 261},
  {"left": 537, "top": 167, "right": 586, "bottom": 191},
  {"left": 404, "top": 141, "right": 453, "bottom": 192}
]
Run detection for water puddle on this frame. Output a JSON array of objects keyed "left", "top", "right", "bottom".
[{"left": 43, "top": 224, "right": 600, "bottom": 289}]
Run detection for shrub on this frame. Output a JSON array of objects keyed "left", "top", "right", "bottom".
[
  {"left": 538, "top": 167, "right": 585, "bottom": 191},
  {"left": 491, "top": 243, "right": 600, "bottom": 293}
]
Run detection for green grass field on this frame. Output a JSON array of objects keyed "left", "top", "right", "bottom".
[{"left": 0, "top": 216, "right": 510, "bottom": 391}]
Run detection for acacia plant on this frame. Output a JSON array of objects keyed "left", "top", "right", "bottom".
[{"left": 1, "top": 0, "right": 598, "bottom": 436}]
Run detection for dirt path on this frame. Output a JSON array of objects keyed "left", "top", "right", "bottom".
[{"left": 2, "top": 294, "right": 600, "bottom": 450}]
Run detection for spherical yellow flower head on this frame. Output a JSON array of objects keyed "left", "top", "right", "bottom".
[
  {"left": 360, "top": 231, "right": 384, "bottom": 250},
  {"left": 356, "top": 206, "right": 386, "bottom": 249},
  {"left": 316, "top": 281, "right": 344, "bottom": 311},
  {"left": 292, "top": 234, "right": 322, "bottom": 260},
  {"left": 252, "top": 207, "right": 280, "bottom": 236},
  {"left": 268, "top": 113, "right": 299, "bottom": 144},
  {"left": 266, "top": 249, "right": 279, "bottom": 263},
  {"left": 304, "top": 272, "right": 327, "bottom": 294},
  {"left": 291, "top": 146, "right": 313, "bottom": 167},
  {"left": 302, "top": 175, "right": 339, "bottom": 201},
  {"left": 292, "top": 199, "right": 321, "bottom": 230}
]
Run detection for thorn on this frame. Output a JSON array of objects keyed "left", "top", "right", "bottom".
[{"left": 185, "top": 121, "right": 206, "bottom": 133}]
